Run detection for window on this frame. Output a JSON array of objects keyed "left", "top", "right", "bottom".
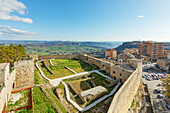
[
  {"left": 13, "top": 83, "right": 15, "bottom": 88},
  {"left": 120, "top": 73, "right": 122, "bottom": 76},
  {"left": 119, "top": 79, "right": 122, "bottom": 83},
  {"left": 113, "top": 71, "right": 116, "bottom": 74}
]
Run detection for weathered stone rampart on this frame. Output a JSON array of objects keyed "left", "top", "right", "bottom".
[
  {"left": 108, "top": 60, "right": 142, "bottom": 113},
  {"left": 14, "top": 60, "right": 34, "bottom": 88},
  {"left": 38, "top": 54, "right": 79, "bottom": 60},
  {"left": 0, "top": 63, "right": 15, "bottom": 113}
]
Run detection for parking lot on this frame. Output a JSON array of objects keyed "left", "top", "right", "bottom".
[{"left": 142, "top": 71, "right": 169, "bottom": 113}]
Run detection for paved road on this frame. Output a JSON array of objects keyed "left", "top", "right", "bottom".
[{"left": 142, "top": 72, "right": 169, "bottom": 113}]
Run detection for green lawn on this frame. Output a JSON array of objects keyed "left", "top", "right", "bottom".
[
  {"left": 33, "top": 87, "right": 58, "bottom": 113},
  {"left": 39, "top": 62, "right": 74, "bottom": 79},
  {"left": 45, "top": 88, "right": 67, "bottom": 113},
  {"left": 52, "top": 59, "right": 95, "bottom": 73},
  {"left": 89, "top": 73, "right": 108, "bottom": 87}
]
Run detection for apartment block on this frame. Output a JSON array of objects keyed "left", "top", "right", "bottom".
[{"left": 139, "top": 41, "right": 164, "bottom": 60}]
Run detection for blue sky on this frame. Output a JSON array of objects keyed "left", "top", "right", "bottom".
[{"left": 0, "top": 0, "right": 170, "bottom": 41}]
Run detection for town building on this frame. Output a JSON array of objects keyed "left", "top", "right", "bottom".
[
  {"left": 157, "top": 59, "right": 170, "bottom": 71},
  {"left": 139, "top": 41, "right": 164, "bottom": 60},
  {"left": 164, "top": 50, "right": 170, "bottom": 59},
  {"left": 121, "top": 48, "right": 138, "bottom": 55},
  {"left": 168, "top": 52, "right": 170, "bottom": 59},
  {"left": 105, "top": 48, "right": 117, "bottom": 59}
]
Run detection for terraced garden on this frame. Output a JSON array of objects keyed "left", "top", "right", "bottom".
[
  {"left": 39, "top": 62, "right": 74, "bottom": 79},
  {"left": 39, "top": 59, "right": 97, "bottom": 79}
]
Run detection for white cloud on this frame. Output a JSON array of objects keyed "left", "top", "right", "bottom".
[
  {"left": 0, "top": 0, "right": 33, "bottom": 23},
  {"left": 0, "top": 25, "right": 37, "bottom": 36},
  {"left": 138, "top": 15, "right": 144, "bottom": 18}
]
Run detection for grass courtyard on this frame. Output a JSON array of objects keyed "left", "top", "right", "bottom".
[
  {"left": 39, "top": 59, "right": 97, "bottom": 79},
  {"left": 52, "top": 59, "right": 95, "bottom": 72}
]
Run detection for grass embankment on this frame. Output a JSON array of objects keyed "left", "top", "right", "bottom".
[
  {"left": 33, "top": 87, "right": 58, "bottom": 113},
  {"left": 45, "top": 88, "right": 67, "bottom": 113},
  {"left": 34, "top": 70, "right": 48, "bottom": 84}
]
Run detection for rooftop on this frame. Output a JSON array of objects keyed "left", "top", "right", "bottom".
[{"left": 105, "top": 48, "right": 116, "bottom": 51}]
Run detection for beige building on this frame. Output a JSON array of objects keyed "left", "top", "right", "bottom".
[
  {"left": 168, "top": 52, "right": 170, "bottom": 59},
  {"left": 121, "top": 48, "right": 138, "bottom": 54},
  {"left": 157, "top": 59, "right": 170, "bottom": 71},
  {"left": 28, "top": 54, "right": 38, "bottom": 60},
  {"left": 105, "top": 48, "right": 117, "bottom": 59},
  {"left": 139, "top": 41, "right": 164, "bottom": 60}
]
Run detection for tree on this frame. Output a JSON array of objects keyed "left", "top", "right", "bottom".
[
  {"left": 0, "top": 44, "right": 27, "bottom": 67},
  {"left": 161, "top": 74, "right": 170, "bottom": 98}
]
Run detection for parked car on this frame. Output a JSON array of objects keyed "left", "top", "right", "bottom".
[
  {"left": 151, "top": 75, "right": 157, "bottom": 80},
  {"left": 157, "top": 94, "right": 163, "bottom": 99},
  {"left": 166, "top": 105, "right": 170, "bottom": 110},
  {"left": 146, "top": 77, "right": 153, "bottom": 81},
  {"left": 155, "top": 89, "right": 161, "bottom": 93},
  {"left": 157, "top": 83, "right": 161, "bottom": 86}
]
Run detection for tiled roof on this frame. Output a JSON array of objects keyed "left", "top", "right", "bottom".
[{"left": 105, "top": 48, "right": 116, "bottom": 51}]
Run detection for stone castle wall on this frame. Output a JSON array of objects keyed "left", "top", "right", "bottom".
[
  {"left": 14, "top": 60, "right": 34, "bottom": 88},
  {"left": 38, "top": 54, "right": 79, "bottom": 60},
  {"left": 108, "top": 60, "right": 142, "bottom": 113},
  {"left": 0, "top": 64, "right": 15, "bottom": 113},
  {"left": 79, "top": 54, "right": 112, "bottom": 74},
  {"left": 110, "top": 66, "right": 133, "bottom": 83}
]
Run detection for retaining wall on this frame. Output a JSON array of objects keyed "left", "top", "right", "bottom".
[
  {"left": 108, "top": 60, "right": 142, "bottom": 113},
  {"left": 38, "top": 54, "right": 79, "bottom": 60}
]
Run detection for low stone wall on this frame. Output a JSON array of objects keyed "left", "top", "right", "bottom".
[{"left": 108, "top": 60, "right": 142, "bottom": 113}]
